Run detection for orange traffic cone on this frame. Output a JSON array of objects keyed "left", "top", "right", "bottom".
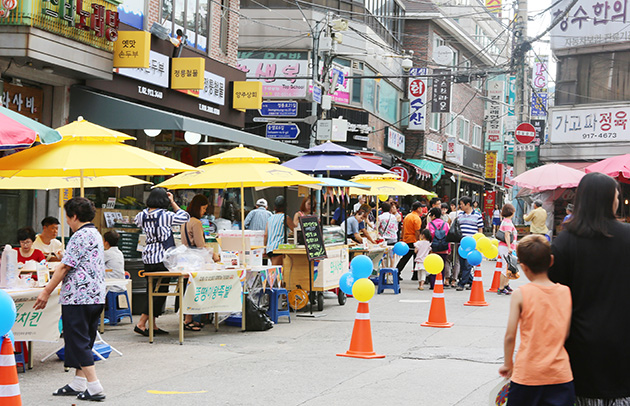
[
  {"left": 0, "top": 337, "right": 22, "bottom": 406},
  {"left": 421, "top": 272, "right": 453, "bottom": 328},
  {"left": 464, "top": 266, "right": 489, "bottom": 306},
  {"left": 337, "top": 302, "right": 385, "bottom": 359},
  {"left": 487, "top": 256, "right": 503, "bottom": 292}
]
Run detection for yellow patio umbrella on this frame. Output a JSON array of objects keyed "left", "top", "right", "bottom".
[
  {"left": 155, "top": 145, "right": 322, "bottom": 263},
  {"left": 0, "top": 117, "right": 195, "bottom": 196},
  {"left": 348, "top": 174, "right": 437, "bottom": 197}
]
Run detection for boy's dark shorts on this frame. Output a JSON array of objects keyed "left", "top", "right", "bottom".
[{"left": 508, "top": 381, "right": 575, "bottom": 406}]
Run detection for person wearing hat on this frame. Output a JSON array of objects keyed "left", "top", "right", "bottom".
[
  {"left": 563, "top": 203, "right": 573, "bottom": 224},
  {"left": 244, "top": 198, "right": 273, "bottom": 231}
]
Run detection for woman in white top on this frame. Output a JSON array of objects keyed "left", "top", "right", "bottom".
[{"left": 376, "top": 202, "right": 399, "bottom": 245}]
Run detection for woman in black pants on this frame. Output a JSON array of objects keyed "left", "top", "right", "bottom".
[{"left": 133, "top": 188, "right": 189, "bottom": 336}]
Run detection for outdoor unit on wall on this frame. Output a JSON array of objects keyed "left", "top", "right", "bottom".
[
  {"left": 351, "top": 61, "right": 361, "bottom": 70},
  {"left": 150, "top": 22, "right": 169, "bottom": 40}
]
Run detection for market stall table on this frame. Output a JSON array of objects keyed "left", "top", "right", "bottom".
[
  {"left": 348, "top": 245, "right": 392, "bottom": 271},
  {"left": 274, "top": 245, "right": 349, "bottom": 311}
]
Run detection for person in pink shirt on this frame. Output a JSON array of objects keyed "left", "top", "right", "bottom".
[
  {"left": 498, "top": 204, "right": 517, "bottom": 295},
  {"left": 427, "top": 207, "right": 451, "bottom": 289}
]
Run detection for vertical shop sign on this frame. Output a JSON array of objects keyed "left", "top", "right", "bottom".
[
  {"left": 446, "top": 136, "right": 463, "bottom": 165},
  {"left": 484, "top": 191, "right": 496, "bottom": 217},
  {"left": 408, "top": 68, "right": 427, "bottom": 130},
  {"left": 485, "top": 80, "right": 504, "bottom": 142},
  {"left": 497, "top": 162, "right": 504, "bottom": 185},
  {"left": 431, "top": 69, "right": 451, "bottom": 113},
  {"left": 485, "top": 151, "right": 497, "bottom": 181},
  {"left": 386, "top": 127, "right": 405, "bottom": 153},
  {"left": 531, "top": 119, "right": 546, "bottom": 145},
  {"left": 531, "top": 56, "right": 548, "bottom": 117}
]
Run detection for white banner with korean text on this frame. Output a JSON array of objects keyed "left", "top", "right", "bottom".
[
  {"left": 550, "top": 0, "right": 630, "bottom": 50},
  {"left": 182, "top": 270, "right": 242, "bottom": 314},
  {"left": 550, "top": 105, "right": 630, "bottom": 143},
  {"left": 408, "top": 68, "right": 427, "bottom": 130},
  {"left": 9, "top": 288, "right": 61, "bottom": 342}
]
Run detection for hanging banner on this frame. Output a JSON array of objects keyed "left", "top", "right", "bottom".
[
  {"left": 10, "top": 289, "right": 61, "bottom": 342},
  {"left": 408, "top": 68, "right": 427, "bottom": 130},
  {"left": 484, "top": 191, "right": 496, "bottom": 217},
  {"left": 485, "top": 151, "right": 497, "bottom": 181},
  {"left": 531, "top": 56, "right": 548, "bottom": 117},
  {"left": 485, "top": 0, "right": 502, "bottom": 14},
  {"left": 431, "top": 69, "right": 452, "bottom": 113},
  {"left": 182, "top": 270, "right": 242, "bottom": 314},
  {"left": 497, "top": 162, "right": 504, "bottom": 185},
  {"left": 485, "top": 80, "right": 505, "bottom": 142}
]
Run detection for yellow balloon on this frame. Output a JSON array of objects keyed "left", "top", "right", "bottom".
[
  {"left": 352, "top": 278, "right": 376, "bottom": 302},
  {"left": 423, "top": 253, "right": 444, "bottom": 275},
  {"left": 477, "top": 236, "right": 492, "bottom": 253},
  {"left": 483, "top": 244, "right": 499, "bottom": 259},
  {"left": 491, "top": 238, "right": 500, "bottom": 247},
  {"left": 473, "top": 232, "right": 485, "bottom": 241},
  {"left": 378, "top": 194, "right": 389, "bottom": 202}
]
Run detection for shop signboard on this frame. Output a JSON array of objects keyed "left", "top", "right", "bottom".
[
  {"left": 463, "top": 146, "right": 485, "bottom": 173},
  {"left": 236, "top": 51, "right": 308, "bottom": 99},
  {"left": 115, "top": 50, "right": 169, "bottom": 88},
  {"left": 485, "top": 151, "right": 497, "bottom": 181},
  {"left": 314, "top": 247, "right": 348, "bottom": 289},
  {"left": 446, "top": 136, "right": 463, "bottom": 165},
  {"left": 408, "top": 68, "right": 427, "bottom": 131},
  {"left": 485, "top": 0, "right": 502, "bottom": 14},
  {"left": 531, "top": 56, "right": 549, "bottom": 119},
  {"left": 485, "top": 80, "right": 504, "bottom": 142},
  {"left": 10, "top": 289, "right": 62, "bottom": 342},
  {"left": 1, "top": 82, "right": 44, "bottom": 121},
  {"left": 484, "top": 191, "right": 496, "bottom": 217},
  {"left": 497, "top": 162, "right": 504, "bottom": 185},
  {"left": 531, "top": 93, "right": 548, "bottom": 117},
  {"left": 550, "top": 0, "right": 630, "bottom": 50},
  {"left": 233, "top": 81, "right": 262, "bottom": 110},
  {"left": 178, "top": 71, "right": 226, "bottom": 106},
  {"left": 386, "top": 127, "right": 405, "bottom": 153},
  {"left": 425, "top": 139, "right": 443, "bottom": 159},
  {"left": 171, "top": 58, "right": 205, "bottom": 90},
  {"left": 390, "top": 166, "right": 409, "bottom": 183},
  {"left": 531, "top": 119, "right": 546, "bottom": 145},
  {"left": 431, "top": 69, "right": 452, "bottom": 113},
  {"left": 113, "top": 31, "right": 150, "bottom": 68},
  {"left": 505, "top": 76, "right": 517, "bottom": 131},
  {"left": 260, "top": 101, "right": 298, "bottom": 117},
  {"left": 313, "top": 85, "right": 322, "bottom": 104},
  {"left": 266, "top": 123, "right": 300, "bottom": 140},
  {"left": 329, "top": 64, "right": 350, "bottom": 104}
]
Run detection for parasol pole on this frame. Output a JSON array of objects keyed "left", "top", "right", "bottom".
[
  {"left": 80, "top": 169, "right": 85, "bottom": 197},
  {"left": 240, "top": 182, "right": 246, "bottom": 267}
]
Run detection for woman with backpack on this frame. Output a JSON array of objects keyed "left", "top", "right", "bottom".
[
  {"left": 376, "top": 202, "right": 399, "bottom": 245},
  {"left": 427, "top": 207, "right": 451, "bottom": 289}
]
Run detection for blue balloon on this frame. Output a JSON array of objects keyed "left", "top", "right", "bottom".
[
  {"left": 393, "top": 242, "right": 410, "bottom": 256},
  {"left": 2, "top": 331, "right": 14, "bottom": 348},
  {"left": 339, "top": 272, "right": 355, "bottom": 296},
  {"left": 0, "top": 290, "right": 16, "bottom": 337},
  {"left": 467, "top": 250, "right": 483, "bottom": 266},
  {"left": 350, "top": 255, "right": 373, "bottom": 279},
  {"left": 460, "top": 236, "right": 477, "bottom": 253},
  {"left": 458, "top": 245, "right": 470, "bottom": 258}
]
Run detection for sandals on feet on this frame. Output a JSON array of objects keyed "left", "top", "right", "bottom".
[
  {"left": 77, "top": 390, "right": 106, "bottom": 401},
  {"left": 53, "top": 384, "right": 82, "bottom": 396},
  {"left": 184, "top": 322, "right": 202, "bottom": 331}
]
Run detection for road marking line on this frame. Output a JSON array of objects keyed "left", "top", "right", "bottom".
[
  {"left": 399, "top": 300, "right": 430, "bottom": 303},
  {"left": 147, "top": 390, "right": 208, "bottom": 395}
]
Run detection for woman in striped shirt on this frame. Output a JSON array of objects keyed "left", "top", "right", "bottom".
[
  {"left": 265, "top": 196, "right": 295, "bottom": 266},
  {"left": 133, "top": 188, "right": 190, "bottom": 336}
]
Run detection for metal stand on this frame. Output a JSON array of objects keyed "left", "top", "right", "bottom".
[{"left": 296, "top": 260, "right": 326, "bottom": 318}]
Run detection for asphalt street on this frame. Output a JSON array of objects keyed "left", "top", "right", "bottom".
[{"left": 17, "top": 259, "right": 519, "bottom": 406}]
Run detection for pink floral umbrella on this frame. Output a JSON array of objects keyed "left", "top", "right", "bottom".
[
  {"left": 0, "top": 112, "right": 37, "bottom": 151},
  {"left": 585, "top": 154, "right": 630, "bottom": 184},
  {"left": 511, "top": 163, "right": 585, "bottom": 192}
]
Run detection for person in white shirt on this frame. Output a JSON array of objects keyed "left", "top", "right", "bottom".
[
  {"left": 103, "top": 231, "right": 125, "bottom": 293},
  {"left": 33, "top": 216, "right": 64, "bottom": 262}
]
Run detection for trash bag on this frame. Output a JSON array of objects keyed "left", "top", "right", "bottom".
[{"left": 245, "top": 295, "right": 273, "bottom": 331}]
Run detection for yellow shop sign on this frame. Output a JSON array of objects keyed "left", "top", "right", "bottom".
[
  {"left": 233, "top": 81, "right": 262, "bottom": 110},
  {"left": 171, "top": 58, "right": 205, "bottom": 90},
  {"left": 113, "top": 31, "right": 150, "bottom": 68}
]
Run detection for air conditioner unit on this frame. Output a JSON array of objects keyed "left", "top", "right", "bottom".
[{"left": 351, "top": 60, "right": 361, "bottom": 70}]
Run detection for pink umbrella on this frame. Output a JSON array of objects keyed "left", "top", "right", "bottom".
[
  {"left": 0, "top": 112, "right": 37, "bottom": 151},
  {"left": 585, "top": 154, "right": 630, "bottom": 183},
  {"left": 511, "top": 163, "right": 585, "bottom": 192}
]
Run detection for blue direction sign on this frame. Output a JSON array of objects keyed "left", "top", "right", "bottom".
[
  {"left": 332, "top": 68, "right": 344, "bottom": 84},
  {"left": 266, "top": 124, "right": 300, "bottom": 140},
  {"left": 259, "top": 101, "right": 298, "bottom": 117},
  {"left": 313, "top": 85, "right": 322, "bottom": 104}
]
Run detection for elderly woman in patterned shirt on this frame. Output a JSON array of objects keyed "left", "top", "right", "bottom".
[{"left": 35, "top": 197, "right": 108, "bottom": 401}]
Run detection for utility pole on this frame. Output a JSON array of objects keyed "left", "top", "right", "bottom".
[
  {"left": 513, "top": 0, "right": 530, "bottom": 177},
  {"left": 309, "top": 20, "right": 321, "bottom": 148}
]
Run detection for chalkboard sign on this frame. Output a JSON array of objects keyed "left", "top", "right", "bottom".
[{"left": 299, "top": 215, "right": 327, "bottom": 261}]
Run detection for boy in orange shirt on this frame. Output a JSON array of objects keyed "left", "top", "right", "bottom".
[{"left": 499, "top": 235, "right": 574, "bottom": 405}]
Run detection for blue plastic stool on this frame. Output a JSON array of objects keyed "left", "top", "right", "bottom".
[
  {"left": 264, "top": 288, "right": 291, "bottom": 324},
  {"left": 105, "top": 290, "right": 133, "bottom": 326},
  {"left": 13, "top": 341, "right": 26, "bottom": 373},
  {"left": 377, "top": 268, "right": 401, "bottom": 294}
]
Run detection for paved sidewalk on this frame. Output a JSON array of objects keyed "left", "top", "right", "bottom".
[{"left": 18, "top": 259, "right": 518, "bottom": 406}]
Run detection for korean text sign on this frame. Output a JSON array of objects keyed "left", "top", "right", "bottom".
[
  {"left": 431, "top": 69, "right": 452, "bottom": 113},
  {"left": 10, "top": 288, "right": 61, "bottom": 342},
  {"left": 113, "top": 31, "right": 150, "bottom": 68},
  {"left": 236, "top": 51, "right": 308, "bottom": 98},
  {"left": 551, "top": 105, "right": 630, "bottom": 143},
  {"left": 485, "top": 80, "right": 504, "bottom": 142},
  {"left": 183, "top": 270, "right": 242, "bottom": 314},
  {"left": 408, "top": 68, "right": 427, "bottom": 131},
  {"left": 171, "top": 58, "right": 205, "bottom": 90},
  {"left": 550, "top": 0, "right": 630, "bottom": 50}
]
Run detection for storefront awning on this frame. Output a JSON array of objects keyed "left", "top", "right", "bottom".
[
  {"left": 406, "top": 159, "right": 444, "bottom": 186},
  {"left": 445, "top": 168, "right": 485, "bottom": 186},
  {"left": 354, "top": 151, "right": 383, "bottom": 165},
  {"left": 69, "top": 88, "right": 303, "bottom": 157}
]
